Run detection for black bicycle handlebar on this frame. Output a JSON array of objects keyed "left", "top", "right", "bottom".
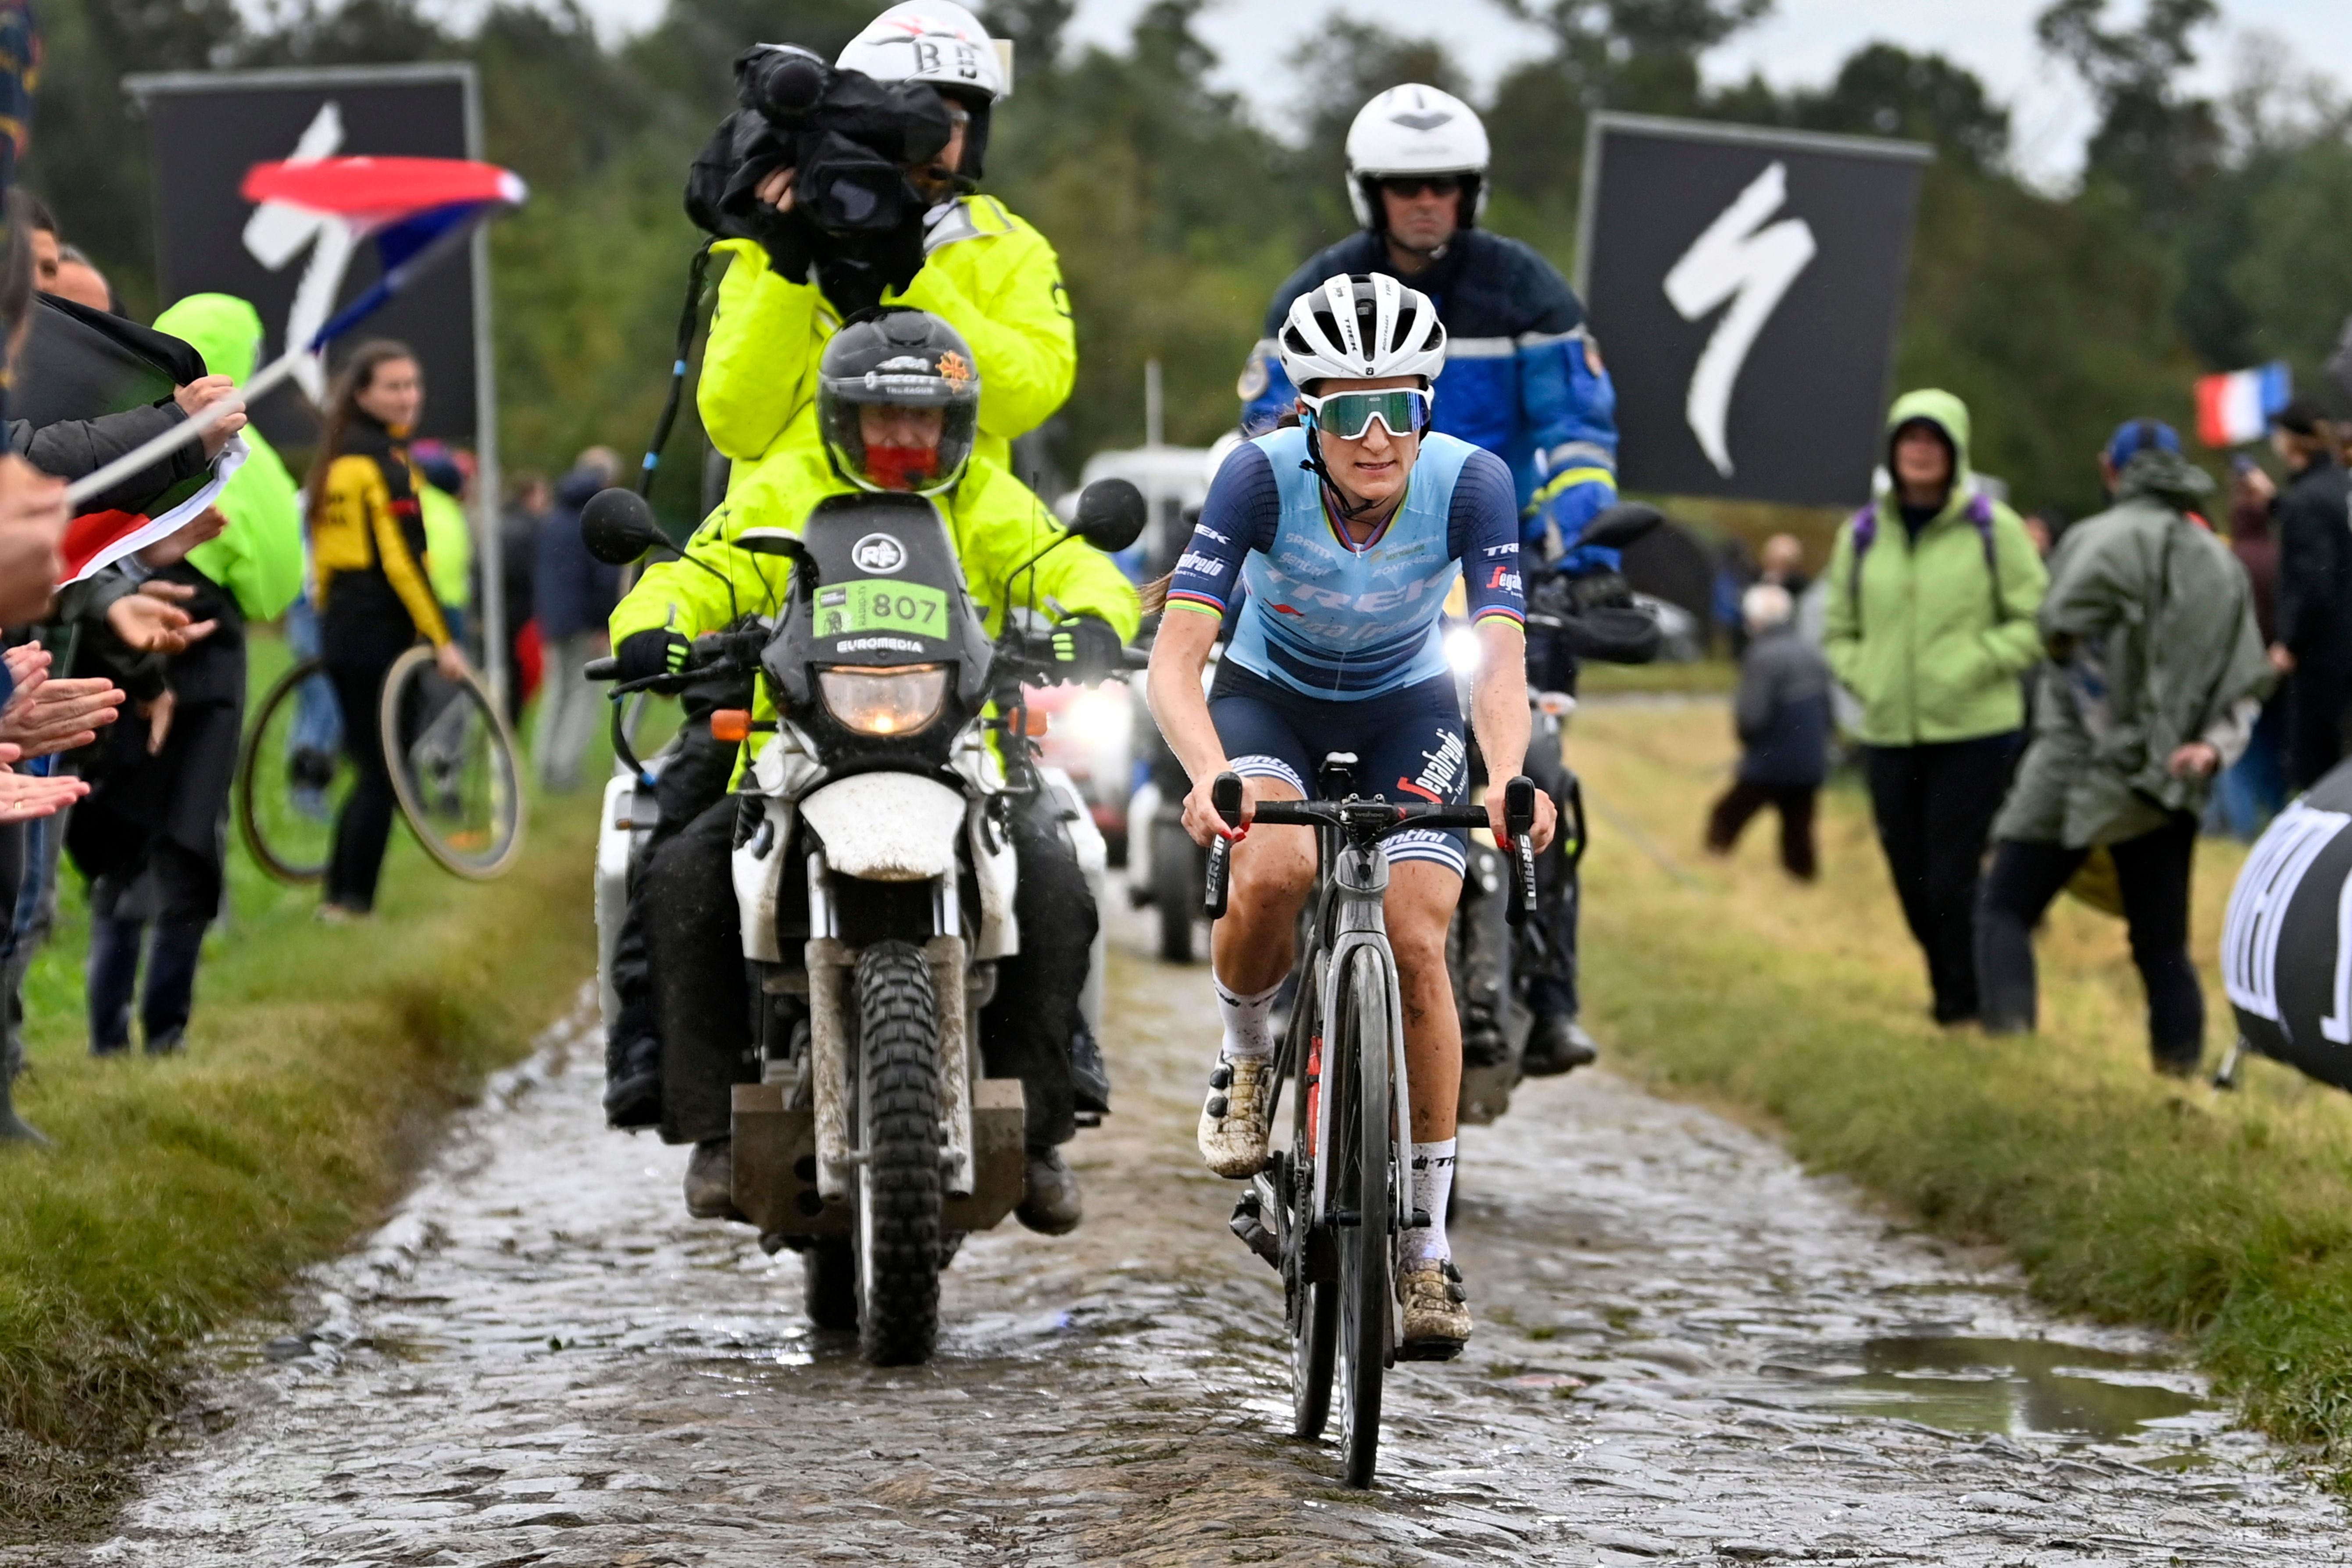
[
  {"left": 1503, "top": 775, "right": 1539, "bottom": 929},
  {"left": 1203, "top": 772, "right": 1243, "bottom": 920}
]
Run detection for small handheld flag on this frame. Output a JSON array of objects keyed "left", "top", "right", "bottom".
[
  {"left": 64, "top": 156, "right": 527, "bottom": 511},
  {"left": 2195, "top": 361, "right": 2291, "bottom": 448}
]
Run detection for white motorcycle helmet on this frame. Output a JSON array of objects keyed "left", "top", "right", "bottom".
[
  {"left": 837, "top": 1, "right": 1012, "bottom": 181},
  {"left": 1344, "top": 83, "right": 1491, "bottom": 232}
]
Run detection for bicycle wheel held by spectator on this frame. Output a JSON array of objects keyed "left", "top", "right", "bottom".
[
  {"left": 380, "top": 645, "right": 527, "bottom": 881},
  {"left": 236, "top": 655, "right": 355, "bottom": 885}
]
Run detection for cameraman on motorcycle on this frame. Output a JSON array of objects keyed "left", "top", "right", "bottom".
[
  {"left": 606, "top": 0, "right": 1079, "bottom": 1132},
  {"left": 698, "top": 0, "right": 1073, "bottom": 478},
  {"left": 1237, "top": 85, "right": 1630, "bottom": 1077},
  {"left": 610, "top": 310, "right": 1138, "bottom": 1234}
]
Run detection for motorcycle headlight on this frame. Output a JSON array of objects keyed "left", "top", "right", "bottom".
[{"left": 818, "top": 664, "right": 949, "bottom": 736}]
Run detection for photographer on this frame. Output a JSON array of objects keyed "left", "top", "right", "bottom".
[{"left": 689, "top": 1, "right": 1074, "bottom": 478}]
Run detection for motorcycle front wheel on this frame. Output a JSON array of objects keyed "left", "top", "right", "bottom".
[{"left": 852, "top": 940, "right": 945, "bottom": 1367}]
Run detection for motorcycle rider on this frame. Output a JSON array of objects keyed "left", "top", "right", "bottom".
[
  {"left": 697, "top": 0, "right": 1072, "bottom": 480},
  {"left": 607, "top": 0, "right": 1078, "bottom": 1125},
  {"left": 610, "top": 309, "right": 1137, "bottom": 1234},
  {"left": 1238, "top": 85, "right": 1621, "bottom": 1077}
]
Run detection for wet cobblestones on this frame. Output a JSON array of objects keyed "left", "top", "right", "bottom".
[{"left": 36, "top": 914, "right": 2347, "bottom": 1565}]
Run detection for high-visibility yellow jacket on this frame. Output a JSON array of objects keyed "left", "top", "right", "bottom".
[{"left": 697, "top": 196, "right": 1076, "bottom": 478}]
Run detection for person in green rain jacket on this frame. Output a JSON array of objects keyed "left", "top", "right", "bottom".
[
  {"left": 71, "top": 293, "right": 303, "bottom": 1056},
  {"left": 1977, "top": 425, "right": 2272, "bottom": 1074},
  {"left": 1822, "top": 388, "right": 2049, "bottom": 1025}
]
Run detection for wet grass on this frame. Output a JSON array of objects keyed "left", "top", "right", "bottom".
[
  {"left": 0, "top": 655, "right": 600, "bottom": 1537},
  {"left": 1571, "top": 701, "right": 2352, "bottom": 1483}
]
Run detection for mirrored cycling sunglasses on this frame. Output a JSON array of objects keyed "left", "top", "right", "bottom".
[{"left": 1300, "top": 387, "right": 1434, "bottom": 440}]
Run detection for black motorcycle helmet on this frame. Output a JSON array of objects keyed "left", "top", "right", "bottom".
[{"left": 816, "top": 307, "right": 983, "bottom": 496}]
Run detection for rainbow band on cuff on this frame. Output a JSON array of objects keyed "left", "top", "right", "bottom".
[{"left": 1164, "top": 590, "right": 1229, "bottom": 618}]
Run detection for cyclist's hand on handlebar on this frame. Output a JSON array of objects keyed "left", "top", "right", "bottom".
[
  {"left": 1490, "top": 781, "right": 1558, "bottom": 854},
  {"left": 616, "top": 628, "right": 691, "bottom": 684},
  {"left": 1181, "top": 769, "right": 1266, "bottom": 849}
]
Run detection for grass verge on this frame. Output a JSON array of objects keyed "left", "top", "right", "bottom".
[
  {"left": 1572, "top": 700, "right": 2352, "bottom": 1482},
  {"left": 0, "top": 743, "right": 598, "bottom": 1538}
]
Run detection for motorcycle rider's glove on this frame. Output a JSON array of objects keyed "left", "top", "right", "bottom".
[
  {"left": 1049, "top": 616, "right": 1124, "bottom": 685},
  {"left": 616, "top": 628, "right": 692, "bottom": 684}
]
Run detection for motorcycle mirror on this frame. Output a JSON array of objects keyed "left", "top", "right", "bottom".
[
  {"left": 579, "top": 487, "right": 668, "bottom": 565},
  {"left": 1070, "top": 478, "right": 1148, "bottom": 555},
  {"left": 1579, "top": 502, "right": 1665, "bottom": 553}
]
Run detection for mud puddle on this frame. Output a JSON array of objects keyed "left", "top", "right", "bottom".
[{"left": 29, "top": 894, "right": 2345, "bottom": 1566}]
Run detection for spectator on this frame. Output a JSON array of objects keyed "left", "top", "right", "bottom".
[
  {"left": 48, "top": 244, "right": 113, "bottom": 313},
  {"left": 308, "top": 341, "right": 468, "bottom": 920},
  {"left": 1976, "top": 431, "right": 2270, "bottom": 1076},
  {"left": 494, "top": 471, "right": 546, "bottom": 723},
  {"left": 1705, "top": 582, "right": 1831, "bottom": 880},
  {"left": 2266, "top": 397, "right": 2352, "bottom": 791},
  {"left": 531, "top": 448, "right": 621, "bottom": 792},
  {"left": 1758, "top": 532, "right": 1810, "bottom": 599},
  {"left": 2213, "top": 456, "right": 2287, "bottom": 836},
  {"left": 2024, "top": 509, "right": 2064, "bottom": 559},
  {"left": 410, "top": 439, "right": 475, "bottom": 650},
  {"left": 1823, "top": 389, "right": 2049, "bottom": 1025},
  {"left": 65, "top": 293, "right": 303, "bottom": 1057}
]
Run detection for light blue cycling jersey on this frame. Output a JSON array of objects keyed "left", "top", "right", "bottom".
[{"left": 1165, "top": 425, "right": 1523, "bottom": 700}]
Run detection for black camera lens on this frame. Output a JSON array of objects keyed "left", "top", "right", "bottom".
[{"left": 742, "top": 45, "right": 829, "bottom": 124}]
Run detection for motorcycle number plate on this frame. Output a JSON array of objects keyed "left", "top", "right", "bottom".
[{"left": 814, "top": 579, "right": 949, "bottom": 640}]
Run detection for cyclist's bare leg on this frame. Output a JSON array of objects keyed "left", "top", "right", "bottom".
[
  {"left": 1385, "top": 859, "right": 1463, "bottom": 1145},
  {"left": 1207, "top": 777, "right": 1313, "bottom": 994}
]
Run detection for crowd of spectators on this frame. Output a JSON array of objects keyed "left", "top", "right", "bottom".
[{"left": 1705, "top": 385, "right": 2346, "bottom": 1078}]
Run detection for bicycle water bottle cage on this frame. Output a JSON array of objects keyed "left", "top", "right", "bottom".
[{"left": 1318, "top": 752, "right": 1360, "bottom": 801}]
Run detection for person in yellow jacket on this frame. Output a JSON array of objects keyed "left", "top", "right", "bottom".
[
  {"left": 612, "top": 309, "right": 1135, "bottom": 1237},
  {"left": 696, "top": 1, "right": 1073, "bottom": 482},
  {"left": 306, "top": 340, "right": 469, "bottom": 918}
]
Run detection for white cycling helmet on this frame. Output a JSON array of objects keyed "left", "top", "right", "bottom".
[
  {"left": 837, "top": 2, "right": 1010, "bottom": 102},
  {"left": 1275, "top": 272, "right": 1447, "bottom": 391},
  {"left": 1345, "top": 84, "right": 1490, "bottom": 231}
]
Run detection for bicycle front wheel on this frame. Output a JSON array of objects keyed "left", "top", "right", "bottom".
[
  {"left": 380, "top": 646, "right": 527, "bottom": 880},
  {"left": 1333, "top": 947, "right": 1397, "bottom": 1488},
  {"left": 235, "top": 655, "right": 351, "bottom": 886}
]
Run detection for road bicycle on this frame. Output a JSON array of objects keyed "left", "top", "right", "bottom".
[
  {"left": 236, "top": 646, "right": 526, "bottom": 885},
  {"left": 1206, "top": 761, "right": 1537, "bottom": 1486}
]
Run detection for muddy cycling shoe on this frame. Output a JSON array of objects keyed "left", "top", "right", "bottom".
[
  {"left": 1069, "top": 1025, "right": 1112, "bottom": 1118},
  {"left": 1396, "top": 1260, "right": 1472, "bottom": 1358},
  {"left": 683, "top": 1137, "right": 744, "bottom": 1221},
  {"left": 1016, "top": 1146, "right": 1083, "bottom": 1235},
  {"left": 1520, "top": 1014, "right": 1599, "bottom": 1078},
  {"left": 1196, "top": 1055, "right": 1272, "bottom": 1178}
]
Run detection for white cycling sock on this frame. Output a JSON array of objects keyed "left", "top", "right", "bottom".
[
  {"left": 1401, "top": 1138, "right": 1457, "bottom": 1268},
  {"left": 1213, "top": 975, "right": 1284, "bottom": 1061}
]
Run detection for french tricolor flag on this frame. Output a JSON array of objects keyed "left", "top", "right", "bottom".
[{"left": 2195, "top": 361, "right": 2292, "bottom": 448}]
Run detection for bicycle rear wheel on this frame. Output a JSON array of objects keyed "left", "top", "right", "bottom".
[
  {"left": 235, "top": 655, "right": 352, "bottom": 885},
  {"left": 1333, "top": 947, "right": 1396, "bottom": 1488},
  {"left": 380, "top": 646, "right": 527, "bottom": 880}
]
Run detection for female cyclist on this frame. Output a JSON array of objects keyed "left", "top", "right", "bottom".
[
  {"left": 307, "top": 341, "right": 469, "bottom": 919},
  {"left": 1146, "top": 272, "right": 1557, "bottom": 1355}
]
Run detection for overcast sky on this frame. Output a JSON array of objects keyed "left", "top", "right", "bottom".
[{"left": 568, "top": 0, "right": 2352, "bottom": 185}]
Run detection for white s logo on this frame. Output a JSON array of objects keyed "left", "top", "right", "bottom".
[{"left": 1662, "top": 161, "right": 1817, "bottom": 478}]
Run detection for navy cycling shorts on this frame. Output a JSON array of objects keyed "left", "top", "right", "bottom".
[{"left": 1207, "top": 663, "right": 1470, "bottom": 877}]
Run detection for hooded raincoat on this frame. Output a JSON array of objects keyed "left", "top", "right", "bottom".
[
  {"left": 1821, "top": 389, "right": 2049, "bottom": 746},
  {"left": 1993, "top": 450, "right": 2273, "bottom": 849},
  {"left": 150, "top": 294, "right": 303, "bottom": 623}
]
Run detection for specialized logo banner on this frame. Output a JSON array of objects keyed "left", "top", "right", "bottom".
[
  {"left": 124, "top": 64, "right": 484, "bottom": 447},
  {"left": 1577, "top": 113, "right": 1929, "bottom": 507}
]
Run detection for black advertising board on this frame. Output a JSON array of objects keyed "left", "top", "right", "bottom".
[
  {"left": 125, "top": 64, "right": 481, "bottom": 446},
  {"left": 1577, "top": 113, "right": 1929, "bottom": 508}
]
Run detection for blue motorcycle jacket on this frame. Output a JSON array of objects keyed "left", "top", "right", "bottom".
[{"left": 1238, "top": 228, "right": 1622, "bottom": 571}]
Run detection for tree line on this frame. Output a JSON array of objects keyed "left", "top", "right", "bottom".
[{"left": 21, "top": 0, "right": 2352, "bottom": 525}]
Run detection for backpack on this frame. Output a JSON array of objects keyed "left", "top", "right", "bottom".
[{"left": 1847, "top": 489, "right": 2005, "bottom": 627}]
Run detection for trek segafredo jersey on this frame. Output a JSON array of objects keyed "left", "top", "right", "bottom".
[{"left": 1165, "top": 426, "right": 1524, "bottom": 700}]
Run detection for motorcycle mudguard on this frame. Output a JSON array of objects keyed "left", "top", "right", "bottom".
[
  {"left": 1039, "top": 764, "right": 1110, "bottom": 1036},
  {"left": 969, "top": 802, "right": 1020, "bottom": 959},
  {"left": 800, "top": 773, "right": 967, "bottom": 880}
]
